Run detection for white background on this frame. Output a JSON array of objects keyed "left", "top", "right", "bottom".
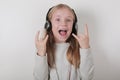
[{"left": 0, "top": 0, "right": 120, "bottom": 80}]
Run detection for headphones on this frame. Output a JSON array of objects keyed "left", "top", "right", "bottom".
[{"left": 44, "top": 6, "right": 78, "bottom": 33}]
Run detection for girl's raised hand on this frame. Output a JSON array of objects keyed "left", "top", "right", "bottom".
[
  {"left": 35, "top": 31, "right": 48, "bottom": 56},
  {"left": 72, "top": 24, "right": 90, "bottom": 49}
]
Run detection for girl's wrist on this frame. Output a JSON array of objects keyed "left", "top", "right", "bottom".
[
  {"left": 80, "top": 45, "right": 90, "bottom": 49},
  {"left": 37, "top": 50, "right": 46, "bottom": 56}
]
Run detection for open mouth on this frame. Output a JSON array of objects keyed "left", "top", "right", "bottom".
[{"left": 59, "top": 30, "right": 67, "bottom": 36}]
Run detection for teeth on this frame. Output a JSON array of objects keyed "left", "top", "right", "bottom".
[
  {"left": 59, "top": 30, "right": 67, "bottom": 36},
  {"left": 59, "top": 30, "right": 67, "bottom": 32}
]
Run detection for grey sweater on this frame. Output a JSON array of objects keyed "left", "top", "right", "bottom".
[{"left": 33, "top": 43, "right": 94, "bottom": 80}]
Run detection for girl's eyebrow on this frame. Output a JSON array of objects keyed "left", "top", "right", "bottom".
[
  {"left": 67, "top": 16, "right": 73, "bottom": 19},
  {"left": 54, "top": 15, "right": 73, "bottom": 19}
]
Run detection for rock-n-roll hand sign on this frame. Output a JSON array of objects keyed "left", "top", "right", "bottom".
[
  {"left": 35, "top": 31, "right": 48, "bottom": 56},
  {"left": 72, "top": 24, "right": 90, "bottom": 49}
]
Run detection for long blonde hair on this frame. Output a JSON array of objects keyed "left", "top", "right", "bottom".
[{"left": 45, "top": 4, "right": 80, "bottom": 69}]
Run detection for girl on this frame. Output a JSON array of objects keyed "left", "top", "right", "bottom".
[{"left": 34, "top": 4, "right": 94, "bottom": 80}]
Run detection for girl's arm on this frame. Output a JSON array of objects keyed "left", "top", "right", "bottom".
[
  {"left": 33, "top": 55, "right": 49, "bottom": 80},
  {"left": 72, "top": 24, "right": 94, "bottom": 80},
  {"left": 79, "top": 48, "right": 95, "bottom": 80},
  {"left": 34, "top": 31, "right": 49, "bottom": 80}
]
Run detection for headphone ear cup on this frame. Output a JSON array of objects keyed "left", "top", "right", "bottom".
[
  {"left": 75, "top": 23, "right": 78, "bottom": 32},
  {"left": 45, "top": 20, "right": 50, "bottom": 30}
]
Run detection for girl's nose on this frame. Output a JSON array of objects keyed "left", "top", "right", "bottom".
[{"left": 61, "top": 20, "right": 67, "bottom": 25}]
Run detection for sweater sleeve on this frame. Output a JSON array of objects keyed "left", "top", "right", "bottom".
[
  {"left": 33, "top": 54, "right": 49, "bottom": 80},
  {"left": 79, "top": 48, "right": 95, "bottom": 80}
]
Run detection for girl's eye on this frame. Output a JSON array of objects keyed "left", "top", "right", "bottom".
[
  {"left": 66, "top": 19, "right": 72, "bottom": 22},
  {"left": 55, "top": 18, "right": 60, "bottom": 21}
]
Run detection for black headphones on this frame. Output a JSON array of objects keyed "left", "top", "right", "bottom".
[{"left": 44, "top": 6, "right": 78, "bottom": 33}]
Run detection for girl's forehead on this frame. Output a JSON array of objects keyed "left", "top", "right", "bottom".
[
  {"left": 52, "top": 8, "right": 74, "bottom": 17},
  {"left": 49, "top": 7, "right": 75, "bottom": 20},
  {"left": 53, "top": 8, "right": 72, "bottom": 13}
]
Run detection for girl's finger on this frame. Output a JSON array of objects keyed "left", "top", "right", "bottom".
[
  {"left": 35, "top": 31, "right": 40, "bottom": 42},
  {"left": 72, "top": 33, "right": 79, "bottom": 41},
  {"left": 84, "top": 24, "right": 89, "bottom": 36},
  {"left": 44, "top": 35, "right": 49, "bottom": 43}
]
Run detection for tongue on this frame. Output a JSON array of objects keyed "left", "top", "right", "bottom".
[{"left": 59, "top": 31, "right": 67, "bottom": 36}]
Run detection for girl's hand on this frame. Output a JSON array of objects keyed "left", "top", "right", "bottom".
[
  {"left": 35, "top": 31, "right": 48, "bottom": 56},
  {"left": 72, "top": 24, "right": 90, "bottom": 49}
]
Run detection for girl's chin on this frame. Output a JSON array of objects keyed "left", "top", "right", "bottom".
[
  {"left": 55, "top": 38, "right": 68, "bottom": 43},
  {"left": 54, "top": 34, "right": 70, "bottom": 43}
]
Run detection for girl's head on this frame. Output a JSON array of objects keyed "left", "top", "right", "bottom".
[
  {"left": 45, "top": 4, "right": 77, "bottom": 43},
  {"left": 45, "top": 4, "right": 80, "bottom": 68}
]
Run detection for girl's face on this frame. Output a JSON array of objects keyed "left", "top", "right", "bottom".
[{"left": 51, "top": 8, "right": 74, "bottom": 43}]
